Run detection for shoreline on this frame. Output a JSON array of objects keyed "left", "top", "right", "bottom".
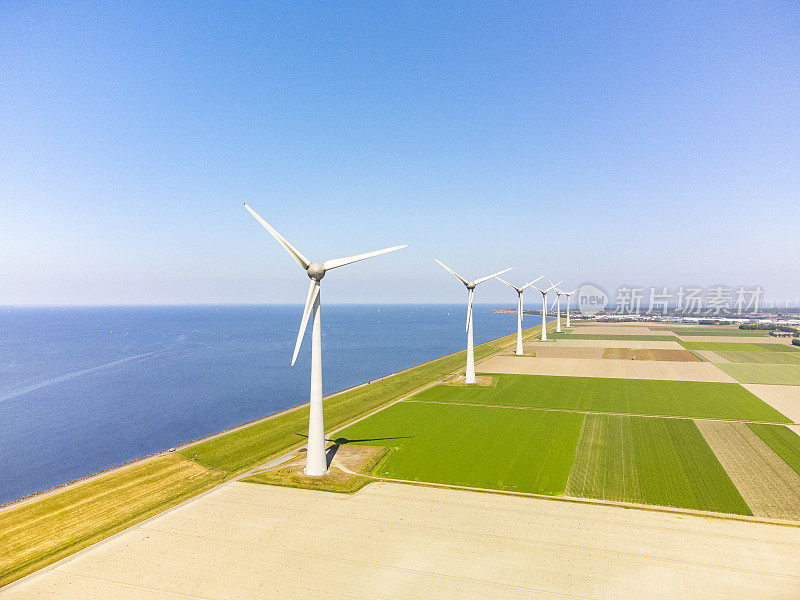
[
  {"left": 1, "top": 324, "right": 542, "bottom": 511},
  {"left": 1, "top": 322, "right": 548, "bottom": 588}
]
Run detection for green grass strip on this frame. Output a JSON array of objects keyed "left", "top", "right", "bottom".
[
  {"left": 714, "top": 351, "right": 800, "bottom": 365},
  {"left": 414, "top": 374, "right": 790, "bottom": 422},
  {"left": 651, "top": 328, "right": 772, "bottom": 337},
  {"left": 678, "top": 341, "right": 800, "bottom": 352},
  {"left": 748, "top": 424, "right": 800, "bottom": 477},
  {"left": 716, "top": 363, "right": 800, "bottom": 386}
]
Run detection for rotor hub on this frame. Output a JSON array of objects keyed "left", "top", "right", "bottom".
[
  {"left": 307, "top": 262, "right": 326, "bottom": 280},
  {"left": 466, "top": 282, "right": 476, "bottom": 290}
]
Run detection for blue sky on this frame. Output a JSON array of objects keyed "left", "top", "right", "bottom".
[{"left": 1, "top": 1, "right": 798, "bottom": 305}]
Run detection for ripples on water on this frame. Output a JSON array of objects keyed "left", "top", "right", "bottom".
[{"left": 0, "top": 304, "right": 540, "bottom": 502}]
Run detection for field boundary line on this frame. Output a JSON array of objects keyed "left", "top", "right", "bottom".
[{"left": 335, "top": 466, "right": 800, "bottom": 529}]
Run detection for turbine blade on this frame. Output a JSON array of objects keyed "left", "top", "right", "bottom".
[
  {"left": 546, "top": 280, "right": 564, "bottom": 293},
  {"left": 323, "top": 245, "right": 407, "bottom": 270},
  {"left": 550, "top": 296, "right": 558, "bottom": 311},
  {"left": 434, "top": 259, "right": 469, "bottom": 286},
  {"left": 291, "top": 280, "right": 319, "bottom": 366},
  {"left": 244, "top": 204, "right": 311, "bottom": 270},
  {"left": 522, "top": 275, "right": 545, "bottom": 289},
  {"left": 474, "top": 267, "right": 513, "bottom": 285},
  {"left": 496, "top": 277, "right": 520, "bottom": 292},
  {"left": 466, "top": 289, "right": 474, "bottom": 332}
]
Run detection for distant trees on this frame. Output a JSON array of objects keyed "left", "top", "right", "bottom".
[
  {"left": 793, "top": 339, "right": 800, "bottom": 347},
  {"left": 741, "top": 323, "right": 799, "bottom": 337}
]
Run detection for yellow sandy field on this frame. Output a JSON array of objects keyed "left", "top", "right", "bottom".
[
  {"left": 697, "top": 350, "right": 730, "bottom": 363},
  {"left": 478, "top": 355, "right": 736, "bottom": 382},
  {"left": 4, "top": 482, "right": 800, "bottom": 600},
  {"left": 740, "top": 384, "right": 800, "bottom": 423}
]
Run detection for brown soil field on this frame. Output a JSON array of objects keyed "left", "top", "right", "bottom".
[
  {"left": 525, "top": 346, "right": 605, "bottom": 359},
  {"left": 5, "top": 481, "right": 800, "bottom": 599},
  {"left": 477, "top": 356, "right": 736, "bottom": 382},
  {"left": 601, "top": 348, "right": 700, "bottom": 362},
  {"left": 695, "top": 420, "right": 800, "bottom": 521}
]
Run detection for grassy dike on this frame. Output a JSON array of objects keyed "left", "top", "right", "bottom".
[{"left": 0, "top": 320, "right": 548, "bottom": 587}]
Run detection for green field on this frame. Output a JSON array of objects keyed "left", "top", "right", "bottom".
[
  {"left": 678, "top": 341, "right": 799, "bottom": 352},
  {"left": 550, "top": 333, "right": 679, "bottom": 341},
  {"left": 336, "top": 401, "right": 584, "bottom": 494},
  {"left": 715, "top": 351, "right": 800, "bottom": 365},
  {"left": 411, "top": 374, "right": 789, "bottom": 422},
  {"left": 716, "top": 363, "right": 800, "bottom": 386},
  {"left": 654, "top": 328, "right": 771, "bottom": 337},
  {"left": 565, "top": 415, "right": 750, "bottom": 514},
  {"left": 748, "top": 424, "right": 800, "bottom": 476}
]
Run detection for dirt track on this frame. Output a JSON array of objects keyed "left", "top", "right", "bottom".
[{"left": 4, "top": 481, "right": 800, "bottom": 600}]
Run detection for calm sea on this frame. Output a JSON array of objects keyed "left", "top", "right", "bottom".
[{"left": 0, "top": 304, "right": 544, "bottom": 503}]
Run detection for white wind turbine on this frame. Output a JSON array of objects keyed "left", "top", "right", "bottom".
[
  {"left": 497, "top": 275, "right": 545, "bottom": 355},
  {"left": 435, "top": 260, "right": 512, "bottom": 383},
  {"left": 532, "top": 280, "right": 563, "bottom": 341},
  {"left": 563, "top": 288, "right": 579, "bottom": 328},
  {"left": 549, "top": 283, "right": 566, "bottom": 333},
  {"left": 245, "top": 203, "right": 406, "bottom": 476}
]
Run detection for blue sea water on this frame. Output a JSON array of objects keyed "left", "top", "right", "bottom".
[{"left": 0, "top": 304, "right": 544, "bottom": 503}]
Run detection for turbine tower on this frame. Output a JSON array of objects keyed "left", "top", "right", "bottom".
[
  {"left": 564, "top": 288, "right": 578, "bottom": 328},
  {"left": 497, "top": 275, "right": 545, "bottom": 355},
  {"left": 435, "top": 260, "right": 511, "bottom": 383},
  {"left": 532, "top": 280, "right": 562, "bottom": 341},
  {"left": 549, "top": 282, "right": 565, "bottom": 333},
  {"left": 245, "top": 204, "right": 406, "bottom": 476}
]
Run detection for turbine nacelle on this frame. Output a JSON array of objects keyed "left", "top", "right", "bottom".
[{"left": 307, "top": 263, "right": 326, "bottom": 281}]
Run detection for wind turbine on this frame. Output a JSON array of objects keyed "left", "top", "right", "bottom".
[
  {"left": 244, "top": 203, "right": 406, "bottom": 476},
  {"left": 564, "top": 288, "right": 578, "bottom": 328},
  {"left": 549, "top": 282, "right": 565, "bottom": 333},
  {"left": 497, "top": 275, "right": 545, "bottom": 355},
  {"left": 435, "top": 260, "right": 512, "bottom": 383},
  {"left": 532, "top": 280, "right": 562, "bottom": 341}
]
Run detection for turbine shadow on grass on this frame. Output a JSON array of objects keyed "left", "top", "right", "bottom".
[{"left": 294, "top": 433, "right": 414, "bottom": 466}]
